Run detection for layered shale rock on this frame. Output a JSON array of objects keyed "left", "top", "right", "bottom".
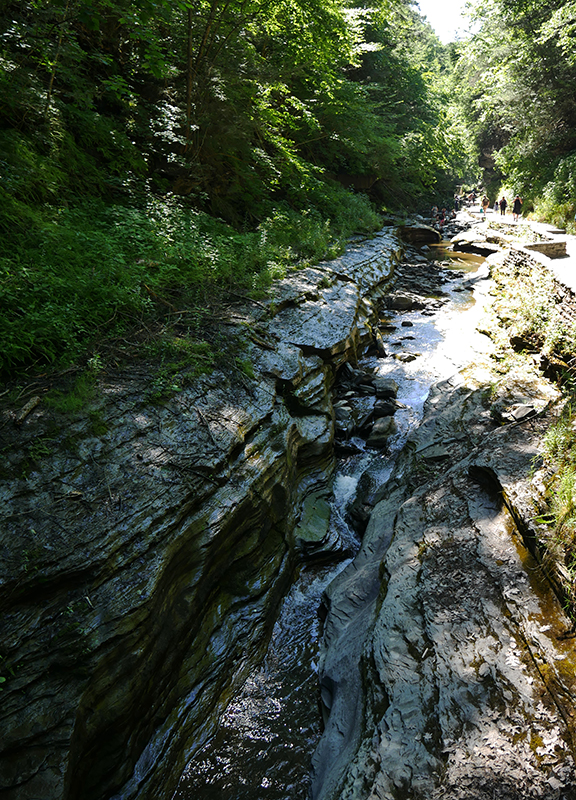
[
  {"left": 397, "top": 223, "right": 442, "bottom": 245},
  {"left": 310, "top": 214, "right": 576, "bottom": 800},
  {"left": 0, "top": 231, "right": 401, "bottom": 800}
]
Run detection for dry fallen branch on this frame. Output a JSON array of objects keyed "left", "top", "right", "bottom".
[{"left": 15, "top": 396, "right": 41, "bottom": 425}]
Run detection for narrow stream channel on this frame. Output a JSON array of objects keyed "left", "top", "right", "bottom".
[{"left": 174, "top": 238, "right": 493, "bottom": 800}]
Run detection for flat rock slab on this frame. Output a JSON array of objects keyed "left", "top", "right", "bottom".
[
  {"left": 363, "top": 467, "right": 576, "bottom": 800},
  {"left": 525, "top": 240, "right": 567, "bottom": 259},
  {"left": 317, "top": 230, "right": 401, "bottom": 291},
  {"left": 397, "top": 224, "right": 442, "bottom": 244},
  {"left": 265, "top": 282, "right": 364, "bottom": 356},
  {"left": 262, "top": 232, "right": 400, "bottom": 359}
]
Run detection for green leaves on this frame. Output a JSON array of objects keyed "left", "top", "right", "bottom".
[
  {"left": 0, "top": 191, "right": 382, "bottom": 376},
  {"left": 454, "top": 0, "right": 576, "bottom": 212},
  {"left": 0, "top": 0, "right": 478, "bottom": 379}
]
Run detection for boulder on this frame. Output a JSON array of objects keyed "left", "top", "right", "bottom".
[
  {"left": 366, "top": 416, "right": 397, "bottom": 447},
  {"left": 397, "top": 223, "right": 442, "bottom": 244},
  {"left": 293, "top": 492, "right": 337, "bottom": 559},
  {"left": 372, "top": 400, "right": 397, "bottom": 417},
  {"left": 383, "top": 292, "right": 422, "bottom": 310},
  {"left": 334, "top": 405, "right": 352, "bottom": 421},
  {"left": 373, "top": 376, "right": 399, "bottom": 399},
  {"left": 394, "top": 351, "right": 419, "bottom": 362}
]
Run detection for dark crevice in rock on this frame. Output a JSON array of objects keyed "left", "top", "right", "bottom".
[
  {"left": 0, "top": 566, "right": 96, "bottom": 612},
  {"left": 277, "top": 378, "right": 331, "bottom": 418},
  {"left": 468, "top": 463, "right": 503, "bottom": 498}
]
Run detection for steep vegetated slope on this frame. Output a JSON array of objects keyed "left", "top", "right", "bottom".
[
  {"left": 0, "top": 0, "right": 472, "bottom": 382},
  {"left": 453, "top": 0, "right": 576, "bottom": 228}
]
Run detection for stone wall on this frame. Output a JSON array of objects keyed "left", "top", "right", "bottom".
[
  {"left": 524, "top": 240, "right": 567, "bottom": 258},
  {"left": 555, "top": 278, "right": 576, "bottom": 331},
  {"left": 488, "top": 246, "right": 576, "bottom": 341}
]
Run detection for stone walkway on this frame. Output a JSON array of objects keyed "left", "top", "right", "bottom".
[{"left": 464, "top": 205, "right": 576, "bottom": 294}]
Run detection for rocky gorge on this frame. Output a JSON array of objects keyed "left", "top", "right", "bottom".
[
  {"left": 312, "top": 216, "right": 576, "bottom": 800},
  {"left": 0, "top": 227, "right": 405, "bottom": 800},
  {"left": 2, "top": 212, "right": 576, "bottom": 800}
]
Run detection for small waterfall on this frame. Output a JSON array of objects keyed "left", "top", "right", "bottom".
[{"left": 174, "top": 463, "right": 365, "bottom": 800}]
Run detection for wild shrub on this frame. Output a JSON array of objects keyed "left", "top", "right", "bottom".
[
  {"left": 490, "top": 255, "right": 557, "bottom": 350},
  {"left": 540, "top": 406, "right": 576, "bottom": 615},
  {"left": 0, "top": 189, "right": 381, "bottom": 378},
  {"left": 532, "top": 153, "right": 576, "bottom": 230}
]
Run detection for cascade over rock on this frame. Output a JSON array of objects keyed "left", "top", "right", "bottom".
[{"left": 0, "top": 232, "right": 400, "bottom": 800}]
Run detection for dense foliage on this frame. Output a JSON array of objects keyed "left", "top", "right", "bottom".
[
  {"left": 0, "top": 0, "right": 471, "bottom": 378},
  {"left": 453, "top": 0, "right": 576, "bottom": 225}
]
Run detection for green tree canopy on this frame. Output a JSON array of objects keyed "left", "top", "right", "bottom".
[{"left": 0, "top": 0, "right": 472, "bottom": 377}]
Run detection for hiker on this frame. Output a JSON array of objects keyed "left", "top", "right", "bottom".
[
  {"left": 494, "top": 200, "right": 499, "bottom": 213},
  {"left": 481, "top": 196, "right": 490, "bottom": 215},
  {"left": 499, "top": 196, "right": 507, "bottom": 215},
  {"left": 512, "top": 195, "right": 523, "bottom": 221},
  {"left": 431, "top": 205, "right": 438, "bottom": 219}
]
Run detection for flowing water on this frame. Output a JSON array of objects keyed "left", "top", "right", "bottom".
[{"left": 175, "top": 241, "right": 493, "bottom": 800}]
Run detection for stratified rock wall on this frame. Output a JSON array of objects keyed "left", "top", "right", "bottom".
[{"left": 0, "top": 231, "right": 401, "bottom": 800}]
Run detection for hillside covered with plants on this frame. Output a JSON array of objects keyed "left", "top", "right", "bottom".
[
  {"left": 0, "top": 0, "right": 473, "bottom": 380},
  {"left": 454, "top": 0, "right": 576, "bottom": 227}
]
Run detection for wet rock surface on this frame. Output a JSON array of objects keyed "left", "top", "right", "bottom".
[
  {"left": 5, "top": 212, "right": 576, "bottom": 800},
  {"left": 0, "top": 232, "right": 402, "bottom": 800},
  {"left": 312, "top": 343, "right": 576, "bottom": 797},
  {"left": 450, "top": 215, "right": 565, "bottom": 262},
  {"left": 397, "top": 223, "right": 442, "bottom": 244},
  {"left": 329, "top": 249, "right": 466, "bottom": 455}
]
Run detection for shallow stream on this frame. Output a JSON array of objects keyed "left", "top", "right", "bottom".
[{"left": 174, "top": 241, "right": 492, "bottom": 800}]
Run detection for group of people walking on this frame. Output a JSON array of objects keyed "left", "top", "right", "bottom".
[
  {"left": 432, "top": 191, "right": 523, "bottom": 228},
  {"left": 447, "top": 191, "right": 523, "bottom": 220},
  {"left": 480, "top": 194, "right": 522, "bottom": 219},
  {"left": 495, "top": 194, "right": 523, "bottom": 220}
]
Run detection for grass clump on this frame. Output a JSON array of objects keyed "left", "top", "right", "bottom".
[
  {"left": 143, "top": 335, "right": 216, "bottom": 402},
  {"left": 528, "top": 152, "right": 576, "bottom": 233},
  {"left": 45, "top": 370, "right": 100, "bottom": 414},
  {"left": 538, "top": 405, "right": 576, "bottom": 616},
  {"left": 0, "top": 189, "right": 381, "bottom": 381}
]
